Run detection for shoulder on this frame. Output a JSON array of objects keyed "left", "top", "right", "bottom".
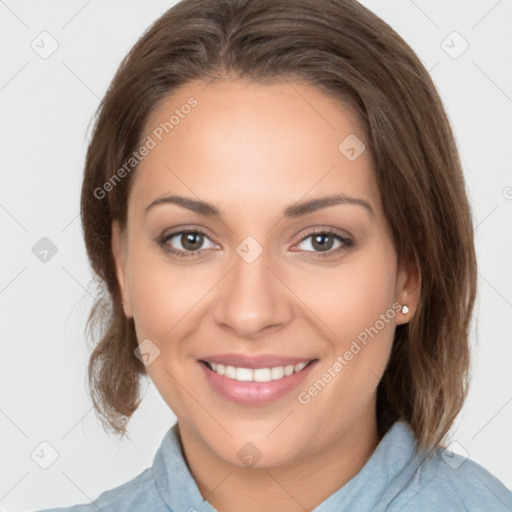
[
  {"left": 389, "top": 446, "right": 512, "bottom": 511},
  {"left": 33, "top": 466, "right": 168, "bottom": 512}
]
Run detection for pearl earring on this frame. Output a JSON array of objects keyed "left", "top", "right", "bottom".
[{"left": 401, "top": 305, "right": 409, "bottom": 314}]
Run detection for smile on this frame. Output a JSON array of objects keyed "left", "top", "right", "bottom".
[
  {"left": 204, "top": 361, "right": 310, "bottom": 382},
  {"left": 198, "top": 357, "right": 318, "bottom": 405}
]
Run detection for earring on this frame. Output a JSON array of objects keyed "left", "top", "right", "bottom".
[{"left": 401, "top": 305, "right": 409, "bottom": 314}]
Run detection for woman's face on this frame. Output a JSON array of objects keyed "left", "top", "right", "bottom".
[{"left": 112, "top": 78, "right": 418, "bottom": 469}]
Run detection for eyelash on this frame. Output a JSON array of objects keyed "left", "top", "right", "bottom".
[{"left": 157, "top": 227, "right": 353, "bottom": 259}]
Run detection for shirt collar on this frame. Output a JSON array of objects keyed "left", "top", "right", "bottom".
[
  {"left": 152, "top": 419, "right": 421, "bottom": 512},
  {"left": 313, "top": 419, "right": 424, "bottom": 511},
  {"left": 152, "top": 422, "right": 217, "bottom": 512}
]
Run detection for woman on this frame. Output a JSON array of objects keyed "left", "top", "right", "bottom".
[{"left": 39, "top": 0, "right": 512, "bottom": 510}]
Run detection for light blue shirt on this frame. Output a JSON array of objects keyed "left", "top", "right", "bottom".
[{"left": 37, "top": 419, "right": 512, "bottom": 511}]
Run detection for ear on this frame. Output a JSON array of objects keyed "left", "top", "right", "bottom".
[
  {"left": 395, "top": 252, "right": 421, "bottom": 325},
  {"left": 111, "top": 220, "right": 133, "bottom": 318}
]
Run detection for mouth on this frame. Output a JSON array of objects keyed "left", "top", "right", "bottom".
[
  {"left": 200, "top": 360, "right": 312, "bottom": 382},
  {"left": 197, "top": 355, "right": 318, "bottom": 405}
]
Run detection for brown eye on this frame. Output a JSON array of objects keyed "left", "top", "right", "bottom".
[
  {"left": 310, "top": 233, "right": 336, "bottom": 252},
  {"left": 180, "top": 232, "right": 205, "bottom": 251},
  {"left": 158, "top": 229, "right": 216, "bottom": 258},
  {"left": 295, "top": 229, "right": 353, "bottom": 257}
]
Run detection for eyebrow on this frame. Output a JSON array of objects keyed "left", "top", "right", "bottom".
[{"left": 144, "top": 193, "right": 374, "bottom": 219}]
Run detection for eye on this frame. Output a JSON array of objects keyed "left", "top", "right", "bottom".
[
  {"left": 157, "top": 227, "right": 353, "bottom": 259},
  {"left": 294, "top": 228, "right": 353, "bottom": 257},
  {"left": 157, "top": 229, "right": 217, "bottom": 258}
]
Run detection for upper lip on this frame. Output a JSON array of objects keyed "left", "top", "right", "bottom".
[{"left": 199, "top": 353, "right": 315, "bottom": 369}]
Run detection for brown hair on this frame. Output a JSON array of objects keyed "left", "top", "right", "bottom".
[{"left": 81, "top": 0, "right": 477, "bottom": 450}]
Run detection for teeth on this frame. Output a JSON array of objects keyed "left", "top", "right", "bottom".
[
  {"left": 294, "top": 362, "right": 307, "bottom": 372},
  {"left": 225, "top": 365, "right": 236, "bottom": 379},
  {"left": 206, "top": 361, "right": 310, "bottom": 382},
  {"left": 236, "top": 367, "right": 253, "bottom": 381},
  {"left": 270, "top": 366, "right": 284, "bottom": 380},
  {"left": 254, "top": 368, "right": 272, "bottom": 382}
]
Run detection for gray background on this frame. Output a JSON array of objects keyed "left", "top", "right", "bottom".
[{"left": 1, "top": 0, "right": 511, "bottom": 510}]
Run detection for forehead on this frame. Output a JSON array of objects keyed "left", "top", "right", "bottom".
[{"left": 129, "top": 78, "right": 382, "bottom": 221}]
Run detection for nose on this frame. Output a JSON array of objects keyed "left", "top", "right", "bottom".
[{"left": 212, "top": 247, "right": 293, "bottom": 339}]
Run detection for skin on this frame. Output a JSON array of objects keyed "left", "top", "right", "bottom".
[{"left": 112, "top": 77, "right": 420, "bottom": 512}]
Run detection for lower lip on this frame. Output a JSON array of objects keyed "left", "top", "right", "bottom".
[{"left": 198, "top": 360, "right": 317, "bottom": 406}]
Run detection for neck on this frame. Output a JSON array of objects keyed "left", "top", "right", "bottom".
[{"left": 178, "top": 405, "right": 381, "bottom": 512}]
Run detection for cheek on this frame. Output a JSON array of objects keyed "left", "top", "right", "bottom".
[
  {"left": 296, "top": 241, "right": 398, "bottom": 397},
  {"left": 125, "top": 248, "right": 208, "bottom": 417},
  {"left": 291, "top": 245, "right": 397, "bottom": 344},
  {"left": 336, "top": 263, "right": 397, "bottom": 343},
  {"left": 125, "top": 246, "right": 203, "bottom": 340}
]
